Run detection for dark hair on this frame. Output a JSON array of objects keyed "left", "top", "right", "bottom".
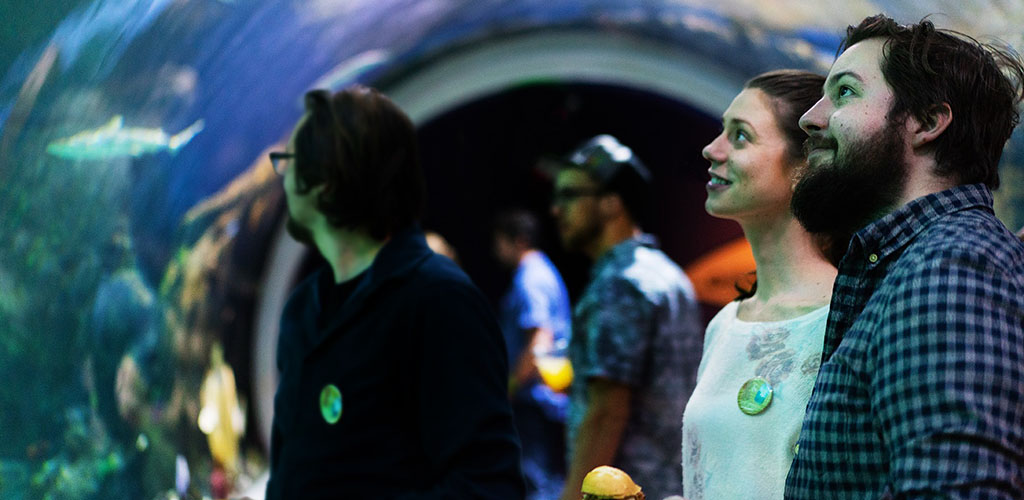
[
  {"left": 493, "top": 209, "right": 540, "bottom": 248},
  {"left": 733, "top": 70, "right": 826, "bottom": 301},
  {"left": 745, "top": 69, "right": 826, "bottom": 161},
  {"left": 604, "top": 164, "right": 653, "bottom": 229},
  {"left": 560, "top": 134, "right": 653, "bottom": 229},
  {"left": 842, "top": 14, "right": 1024, "bottom": 189},
  {"left": 292, "top": 85, "right": 425, "bottom": 240}
]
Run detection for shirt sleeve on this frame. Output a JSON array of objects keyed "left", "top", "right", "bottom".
[
  {"left": 401, "top": 280, "right": 525, "bottom": 500},
  {"left": 578, "top": 274, "right": 654, "bottom": 386},
  {"left": 871, "top": 245, "right": 1024, "bottom": 497},
  {"left": 515, "top": 280, "right": 553, "bottom": 332}
]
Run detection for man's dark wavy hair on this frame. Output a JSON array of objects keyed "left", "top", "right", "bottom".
[
  {"left": 842, "top": 14, "right": 1024, "bottom": 189},
  {"left": 292, "top": 85, "right": 425, "bottom": 240}
]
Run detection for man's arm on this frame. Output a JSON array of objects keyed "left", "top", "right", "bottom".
[
  {"left": 559, "top": 378, "right": 632, "bottom": 500},
  {"left": 397, "top": 281, "right": 524, "bottom": 499},
  {"left": 873, "top": 247, "right": 1024, "bottom": 497},
  {"left": 557, "top": 274, "right": 655, "bottom": 499},
  {"left": 510, "top": 326, "right": 554, "bottom": 393}
]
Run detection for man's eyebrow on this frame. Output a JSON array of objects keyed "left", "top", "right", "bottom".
[{"left": 825, "top": 70, "right": 863, "bottom": 89}]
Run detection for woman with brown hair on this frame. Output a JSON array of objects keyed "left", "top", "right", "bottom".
[{"left": 681, "top": 70, "right": 837, "bottom": 500}]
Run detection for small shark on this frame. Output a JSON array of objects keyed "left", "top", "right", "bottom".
[{"left": 46, "top": 116, "right": 204, "bottom": 160}]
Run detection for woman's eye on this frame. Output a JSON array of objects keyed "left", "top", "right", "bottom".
[
  {"left": 733, "top": 130, "right": 749, "bottom": 143},
  {"left": 837, "top": 85, "right": 854, "bottom": 99}
]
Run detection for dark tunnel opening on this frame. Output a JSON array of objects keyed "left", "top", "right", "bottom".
[
  {"left": 292, "top": 82, "right": 745, "bottom": 311},
  {"left": 231, "top": 82, "right": 760, "bottom": 469}
]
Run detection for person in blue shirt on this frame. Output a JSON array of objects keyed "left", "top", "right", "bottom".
[{"left": 493, "top": 208, "right": 572, "bottom": 500}]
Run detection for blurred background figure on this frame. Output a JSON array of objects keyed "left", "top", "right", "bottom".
[
  {"left": 425, "top": 229, "right": 460, "bottom": 265},
  {"left": 548, "top": 135, "right": 703, "bottom": 500},
  {"left": 493, "top": 208, "right": 572, "bottom": 500},
  {"left": 87, "top": 219, "right": 180, "bottom": 499}
]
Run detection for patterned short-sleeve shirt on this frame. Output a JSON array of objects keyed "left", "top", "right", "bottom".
[
  {"left": 785, "top": 184, "right": 1024, "bottom": 499},
  {"left": 568, "top": 235, "right": 703, "bottom": 500}
]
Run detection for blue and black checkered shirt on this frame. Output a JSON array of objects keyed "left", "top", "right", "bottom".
[{"left": 785, "top": 184, "right": 1024, "bottom": 499}]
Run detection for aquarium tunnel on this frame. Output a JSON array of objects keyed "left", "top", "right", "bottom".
[{"left": 2, "top": 1, "right": 1024, "bottom": 498}]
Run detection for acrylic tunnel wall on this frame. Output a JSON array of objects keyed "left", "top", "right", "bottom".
[{"left": 3, "top": 1, "right": 1024, "bottom": 499}]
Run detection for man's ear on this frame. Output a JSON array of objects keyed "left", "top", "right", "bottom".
[
  {"left": 598, "top": 192, "right": 625, "bottom": 218},
  {"left": 910, "top": 103, "right": 952, "bottom": 148}
]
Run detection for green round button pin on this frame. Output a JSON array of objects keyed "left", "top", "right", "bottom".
[
  {"left": 320, "top": 384, "right": 343, "bottom": 424},
  {"left": 737, "top": 376, "right": 773, "bottom": 415}
]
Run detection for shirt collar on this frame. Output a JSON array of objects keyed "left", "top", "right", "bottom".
[
  {"left": 312, "top": 224, "right": 431, "bottom": 318},
  {"left": 853, "top": 183, "right": 993, "bottom": 263},
  {"left": 591, "top": 233, "right": 658, "bottom": 275}
]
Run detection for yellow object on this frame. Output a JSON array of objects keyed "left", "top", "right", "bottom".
[
  {"left": 581, "top": 465, "right": 644, "bottom": 499},
  {"left": 535, "top": 356, "right": 573, "bottom": 392},
  {"left": 199, "top": 344, "right": 245, "bottom": 473}
]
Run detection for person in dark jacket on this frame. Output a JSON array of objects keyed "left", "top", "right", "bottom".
[{"left": 264, "top": 85, "right": 524, "bottom": 499}]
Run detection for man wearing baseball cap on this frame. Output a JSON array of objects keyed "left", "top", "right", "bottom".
[{"left": 548, "top": 135, "right": 702, "bottom": 500}]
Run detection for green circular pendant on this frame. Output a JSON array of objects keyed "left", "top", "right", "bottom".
[
  {"left": 737, "top": 376, "right": 773, "bottom": 415},
  {"left": 320, "top": 384, "right": 343, "bottom": 424}
]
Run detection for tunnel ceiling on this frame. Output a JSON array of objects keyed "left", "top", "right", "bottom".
[{"left": 4, "top": 1, "right": 1023, "bottom": 227}]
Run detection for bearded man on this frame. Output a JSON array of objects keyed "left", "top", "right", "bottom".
[
  {"left": 786, "top": 14, "right": 1024, "bottom": 499},
  {"left": 548, "top": 135, "right": 702, "bottom": 500}
]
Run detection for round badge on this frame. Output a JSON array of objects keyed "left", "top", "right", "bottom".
[
  {"left": 319, "top": 384, "right": 343, "bottom": 424},
  {"left": 737, "top": 376, "right": 773, "bottom": 415}
]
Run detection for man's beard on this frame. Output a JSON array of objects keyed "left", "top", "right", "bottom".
[
  {"left": 791, "top": 120, "right": 909, "bottom": 236},
  {"left": 286, "top": 216, "right": 315, "bottom": 246},
  {"left": 561, "top": 217, "right": 602, "bottom": 255}
]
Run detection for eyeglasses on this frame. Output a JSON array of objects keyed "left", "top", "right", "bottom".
[
  {"left": 269, "top": 151, "right": 295, "bottom": 175},
  {"left": 552, "top": 186, "right": 604, "bottom": 205}
]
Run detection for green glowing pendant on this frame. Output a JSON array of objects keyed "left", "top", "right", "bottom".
[
  {"left": 737, "top": 376, "right": 773, "bottom": 415},
  {"left": 320, "top": 384, "right": 343, "bottom": 424}
]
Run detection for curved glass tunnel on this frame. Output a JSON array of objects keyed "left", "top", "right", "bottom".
[{"left": 2, "top": 1, "right": 1024, "bottom": 498}]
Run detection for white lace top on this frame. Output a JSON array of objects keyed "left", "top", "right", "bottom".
[{"left": 681, "top": 300, "right": 828, "bottom": 500}]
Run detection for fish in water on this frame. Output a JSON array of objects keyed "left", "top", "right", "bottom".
[{"left": 46, "top": 115, "right": 204, "bottom": 159}]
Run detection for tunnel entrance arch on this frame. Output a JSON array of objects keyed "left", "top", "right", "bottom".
[{"left": 252, "top": 29, "right": 748, "bottom": 450}]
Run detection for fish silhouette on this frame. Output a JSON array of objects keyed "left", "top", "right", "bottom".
[{"left": 46, "top": 116, "right": 204, "bottom": 160}]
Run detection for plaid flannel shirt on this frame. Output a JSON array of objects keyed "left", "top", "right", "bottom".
[{"left": 785, "top": 184, "right": 1024, "bottom": 499}]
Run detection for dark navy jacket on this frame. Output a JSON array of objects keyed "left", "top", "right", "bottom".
[{"left": 266, "top": 227, "right": 524, "bottom": 499}]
